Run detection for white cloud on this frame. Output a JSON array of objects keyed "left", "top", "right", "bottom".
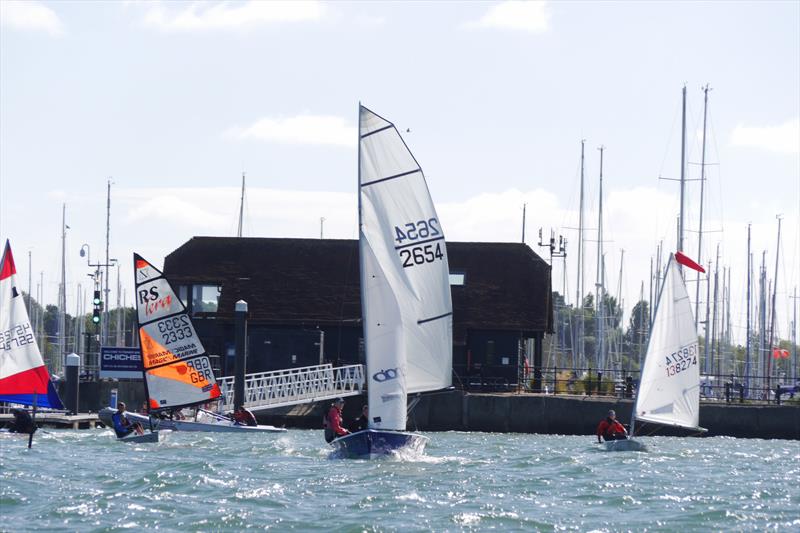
[
  {"left": 225, "top": 115, "right": 357, "bottom": 147},
  {"left": 730, "top": 118, "right": 800, "bottom": 154},
  {"left": 0, "top": 0, "right": 64, "bottom": 36},
  {"left": 140, "top": 0, "right": 325, "bottom": 32},
  {"left": 124, "top": 192, "right": 228, "bottom": 229},
  {"left": 463, "top": 1, "right": 550, "bottom": 33}
]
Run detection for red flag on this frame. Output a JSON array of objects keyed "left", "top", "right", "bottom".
[
  {"left": 675, "top": 251, "right": 706, "bottom": 273},
  {"left": 773, "top": 347, "right": 790, "bottom": 359}
]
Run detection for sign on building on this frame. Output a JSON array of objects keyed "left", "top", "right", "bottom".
[{"left": 99, "top": 347, "right": 142, "bottom": 379}]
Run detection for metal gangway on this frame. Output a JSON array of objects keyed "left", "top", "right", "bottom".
[{"left": 216, "top": 363, "right": 365, "bottom": 413}]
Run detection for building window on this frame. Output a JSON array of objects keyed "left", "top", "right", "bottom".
[
  {"left": 449, "top": 271, "right": 466, "bottom": 286},
  {"left": 176, "top": 285, "right": 189, "bottom": 307},
  {"left": 486, "top": 340, "right": 495, "bottom": 365},
  {"left": 192, "top": 285, "right": 221, "bottom": 314}
]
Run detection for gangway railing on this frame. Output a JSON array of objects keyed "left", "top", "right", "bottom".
[{"left": 216, "top": 363, "right": 365, "bottom": 413}]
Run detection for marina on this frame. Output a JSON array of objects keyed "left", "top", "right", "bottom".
[{"left": 1, "top": 1, "right": 799, "bottom": 531}]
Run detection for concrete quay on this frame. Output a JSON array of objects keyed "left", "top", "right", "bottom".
[{"left": 259, "top": 391, "right": 800, "bottom": 440}]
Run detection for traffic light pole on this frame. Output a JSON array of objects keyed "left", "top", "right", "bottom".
[{"left": 80, "top": 243, "right": 116, "bottom": 348}]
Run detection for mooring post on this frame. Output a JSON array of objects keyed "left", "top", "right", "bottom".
[
  {"left": 65, "top": 353, "right": 80, "bottom": 415},
  {"left": 234, "top": 300, "right": 248, "bottom": 411}
]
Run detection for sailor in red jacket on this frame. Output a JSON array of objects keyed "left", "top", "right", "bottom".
[
  {"left": 596, "top": 409, "right": 628, "bottom": 442},
  {"left": 323, "top": 398, "right": 350, "bottom": 443}
]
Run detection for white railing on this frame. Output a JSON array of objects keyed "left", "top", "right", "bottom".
[{"left": 216, "top": 363, "right": 365, "bottom": 413}]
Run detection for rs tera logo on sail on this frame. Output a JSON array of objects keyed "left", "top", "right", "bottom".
[
  {"left": 372, "top": 368, "right": 399, "bottom": 383},
  {"left": 138, "top": 286, "right": 172, "bottom": 316}
]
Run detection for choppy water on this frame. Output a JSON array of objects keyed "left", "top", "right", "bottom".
[{"left": 1, "top": 429, "right": 798, "bottom": 532}]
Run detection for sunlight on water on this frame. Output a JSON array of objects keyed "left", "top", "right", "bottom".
[{"left": 1, "top": 429, "right": 798, "bottom": 531}]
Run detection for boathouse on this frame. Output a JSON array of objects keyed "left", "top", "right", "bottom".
[{"left": 162, "top": 237, "right": 553, "bottom": 389}]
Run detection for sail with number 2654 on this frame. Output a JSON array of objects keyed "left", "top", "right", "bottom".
[{"left": 133, "top": 253, "right": 220, "bottom": 411}]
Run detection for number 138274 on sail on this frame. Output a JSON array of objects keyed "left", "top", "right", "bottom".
[{"left": 393, "top": 218, "right": 445, "bottom": 268}]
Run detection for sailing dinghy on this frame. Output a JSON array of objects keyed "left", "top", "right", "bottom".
[
  {"left": 330, "top": 105, "right": 453, "bottom": 459},
  {"left": 100, "top": 254, "right": 284, "bottom": 437},
  {"left": 0, "top": 240, "right": 64, "bottom": 446},
  {"left": 606, "top": 253, "right": 707, "bottom": 451}
]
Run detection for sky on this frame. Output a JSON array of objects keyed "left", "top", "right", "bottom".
[{"left": 1, "top": 1, "right": 798, "bottom": 345}]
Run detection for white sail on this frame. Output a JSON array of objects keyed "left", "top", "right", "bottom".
[
  {"left": 0, "top": 240, "right": 63, "bottom": 409},
  {"left": 634, "top": 254, "right": 701, "bottom": 430},
  {"left": 359, "top": 105, "right": 453, "bottom": 431}
]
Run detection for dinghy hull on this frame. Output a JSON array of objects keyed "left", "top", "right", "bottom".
[
  {"left": 99, "top": 407, "right": 286, "bottom": 434},
  {"left": 604, "top": 438, "right": 648, "bottom": 452},
  {"left": 118, "top": 431, "right": 160, "bottom": 444},
  {"left": 330, "top": 429, "right": 428, "bottom": 459}
]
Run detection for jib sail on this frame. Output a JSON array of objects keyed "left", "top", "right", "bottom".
[{"left": 134, "top": 253, "right": 220, "bottom": 411}]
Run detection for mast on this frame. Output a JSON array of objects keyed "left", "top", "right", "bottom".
[
  {"left": 595, "top": 145, "right": 605, "bottom": 371},
  {"left": 704, "top": 255, "right": 711, "bottom": 374},
  {"left": 711, "top": 245, "right": 720, "bottom": 375},
  {"left": 104, "top": 179, "right": 111, "bottom": 347},
  {"left": 576, "top": 140, "right": 586, "bottom": 368},
  {"left": 759, "top": 252, "right": 767, "bottom": 394},
  {"left": 357, "top": 103, "right": 366, "bottom": 371},
  {"left": 115, "top": 262, "right": 122, "bottom": 346},
  {"left": 745, "top": 224, "right": 752, "bottom": 394},
  {"left": 521, "top": 203, "right": 526, "bottom": 243},
  {"left": 237, "top": 172, "right": 246, "bottom": 238},
  {"left": 27, "top": 250, "right": 32, "bottom": 318},
  {"left": 792, "top": 287, "right": 798, "bottom": 381},
  {"left": 694, "top": 85, "right": 710, "bottom": 327},
  {"left": 59, "top": 203, "right": 67, "bottom": 374},
  {"left": 766, "top": 216, "right": 782, "bottom": 392},
  {"left": 678, "top": 85, "right": 687, "bottom": 255}
]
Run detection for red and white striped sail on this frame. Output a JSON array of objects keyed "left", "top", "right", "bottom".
[{"left": 0, "top": 240, "right": 63, "bottom": 408}]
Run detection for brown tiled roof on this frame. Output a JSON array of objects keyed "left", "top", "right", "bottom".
[{"left": 163, "top": 237, "right": 552, "bottom": 337}]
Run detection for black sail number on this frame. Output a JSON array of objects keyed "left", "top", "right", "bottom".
[
  {"left": 399, "top": 243, "right": 444, "bottom": 268},
  {"left": 156, "top": 315, "right": 194, "bottom": 343}
]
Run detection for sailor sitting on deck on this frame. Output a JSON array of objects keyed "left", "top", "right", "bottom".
[
  {"left": 111, "top": 402, "right": 144, "bottom": 438},
  {"left": 351, "top": 404, "right": 369, "bottom": 432},
  {"left": 323, "top": 398, "right": 350, "bottom": 443},
  {"left": 596, "top": 409, "right": 628, "bottom": 442},
  {"left": 6, "top": 408, "right": 36, "bottom": 434},
  {"left": 232, "top": 406, "right": 257, "bottom": 426}
]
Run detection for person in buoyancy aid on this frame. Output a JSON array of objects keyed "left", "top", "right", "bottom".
[
  {"left": 596, "top": 409, "right": 628, "bottom": 442},
  {"left": 323, "top": 398, "right": 350, "bottom": 443},
  {"left": 351, "top": 404, "right": 368, "bottom": 432},
  {"left": 7, "top": 408, "right": 36, "bottom": 434},
  {"left": 232, "top": 406, "right": 257, "bottom": 426},
  {"left": 111, "top": 402, "right": 144, "bottom": 438}
]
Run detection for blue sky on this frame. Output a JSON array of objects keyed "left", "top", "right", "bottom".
[{"left": 1, "top": 1, "right": 798, "bottom": 342}]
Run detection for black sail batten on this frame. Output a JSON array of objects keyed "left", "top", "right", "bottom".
[
  {"left": 361, "top": 168, "right": 422, "bottom": 188},
  {"left": 360, "top": 124, "right": 393, "bottom": 138},
  {"left": 395, "top": 235, "right": 445, "bottom": 251},
  {"left": 417, "top": 311, "right": 453, "bottom": 325}
]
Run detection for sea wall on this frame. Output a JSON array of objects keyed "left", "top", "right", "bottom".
[
  {"left": 66, "top": 382, "right": 799, "bottom": 440},
  {"left": 260, "top": 392, "right": 800, "bottom": 440}
]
